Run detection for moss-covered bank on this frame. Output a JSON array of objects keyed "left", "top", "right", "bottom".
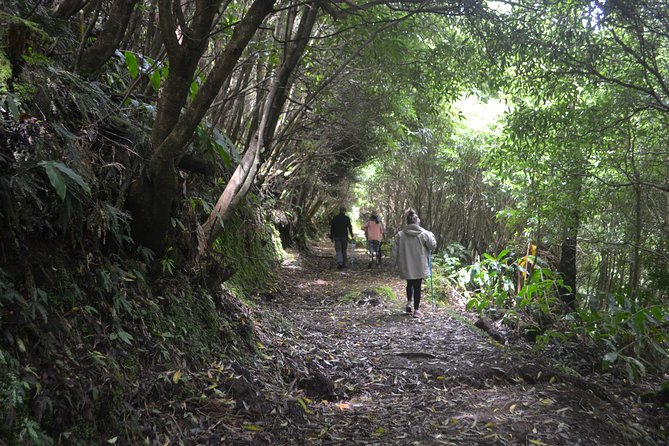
[{"left": 0, "top": 203, "right": 285, "bottom": 444}]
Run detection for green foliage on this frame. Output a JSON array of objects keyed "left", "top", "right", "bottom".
[
  {"left": 374, "top": 285, "right": 396, "bottom": 302},
  {"left": 118, "top": 50, "right": 167, "bottom": 93},
  {"left": 442, "top": 246, "right": 566, "bottom": 327},
  {"left": 194, "top": 121, "right": 240, "bottom": 169},
  {"left": 0, "top": 364, "right": 54, "bottom": 445},
  {"left": 445, "top": 246, "right": 669, "bottom": 383},
  {"left": 340, "top": 291, "right": 358, "bottom": 304},
  {"left": 579, "top": 296, "right": 669, "bottom": 383},
  {"left": 160, "top": 246, "right": 175, "bottom": 275},
  {"left": 0, "top": 238, "right": 279, "bottom": 442},
  {"left": 123, "top": 51, "right": 139, "bottom": 79},
  {"left": 0, "top": 12, "right": 50, "bottom": 40},
  {"left": 38, "top": 160, "right": 91, "bottom": 201},
  {"left": 0, "top": 52, "right": 11, "bottom": 94},
  {"left": 0, "top": 278, "right": 54, "bottom": 445},
  {"left": 516, "top": 266, "right": 561, "bottom": 313},
  {"left": 3, "top": 0, "right": 669, "bottom": 442},
  {"left": 212, "top": 205, "right": 284, "bottom": 297},
  {"left": 0, "top": 269, "right": 26, "bottom": 308},
  {"left": 647, "top": 262, "right": 669, "bottom": 298},
  {"left": 464, "top": 250, "right": 516, "bottom": 312}
]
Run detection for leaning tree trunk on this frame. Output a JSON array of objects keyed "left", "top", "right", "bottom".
[
  {"left": 52, "top": 0, "right": 88, "bottom": 19},
  {"left": 197, "top": 3, "right": 320, "bottom": 257}
]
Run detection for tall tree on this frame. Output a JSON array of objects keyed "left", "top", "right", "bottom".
[
  {"left": 126, "top": 0, "right": 277, "bottom": 254},
  {"left": 197, "top": 1, "right": 320, "bottom": 254}
]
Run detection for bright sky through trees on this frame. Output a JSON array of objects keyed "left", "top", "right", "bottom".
[{"left": 453, "top": 95, "right": 507, "bottom": 134}]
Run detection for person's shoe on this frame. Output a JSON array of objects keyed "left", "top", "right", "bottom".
[
  {"left": 337, "top": 264, "right": 343, "bottom": 270},
  {"left": 413, "top": 309, "right": 423, "bottom": 318},
  {"left": 367, "top": 262, "right": 372, "bottom": 269},
  {"left": 405, "top": 305, "right": 412, "bottom": 315}
]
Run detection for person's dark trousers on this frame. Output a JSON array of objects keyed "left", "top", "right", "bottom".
[
  {"left": 334, "top": 238, "right": 348, "bottom": 268},
  {"left": 406, "top": 278, "right": 423, "bottom": 309}
]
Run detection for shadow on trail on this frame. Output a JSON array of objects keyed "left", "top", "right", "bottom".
[{"left": 267, "top": 240, "right": 667, "bottom": 446}]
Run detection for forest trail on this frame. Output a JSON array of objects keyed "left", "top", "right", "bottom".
[{"left": 262, "top": 240, "right": 667, "bottom": 446}]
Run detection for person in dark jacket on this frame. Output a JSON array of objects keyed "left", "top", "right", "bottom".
[{"left": 330, "top": 207, "right": 354, "bottom": 270}]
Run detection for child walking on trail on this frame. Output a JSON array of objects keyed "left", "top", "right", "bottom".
[
  {"left": 391, "top": 209, "right": 437, "bottom": 318},
  {"left": 363, "top": 212, "right": 384, "bottom": 268}
]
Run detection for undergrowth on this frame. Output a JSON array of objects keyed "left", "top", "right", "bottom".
[
  {"left": 0, "top": 43, "right": 284, "bottom": 444},
  {"left": 435, "top": 243, "right": 669, "bottom": 385}
]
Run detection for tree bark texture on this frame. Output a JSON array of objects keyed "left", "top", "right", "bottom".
[
  {"left": 128, "top": 0, "right": 277, "bottom": 254},
  {"left": 197, "top": 2, "right": 319, "bottom": 256},
  {"left": 53, "top": 0, "right": 89, "bottom": 19},
  {"left": 558, "top": 201, "right": 581, "bottom": 309},
  {"left": 151, "top": 0, "right": 223, "bottom": 145},
  {"left": 627, "top": 133, "right": 643, "bottom": 299},
  {"left": 75, "top": 0, "right": 139, "bottom": 79},
  {"left": 558, "top": 233, "right": 578, "bottom": 309}
]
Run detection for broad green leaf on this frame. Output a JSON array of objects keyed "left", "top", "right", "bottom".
[
  {"left": 150, "top": 70, "right": 162, "bottom": 91},
  {"left": 210, "top": 127, "right": 240, "bottom": 167},
  {"left": 4, "top": 93, "right": 21, "bottom": 119},
  {"left": 52, "top": 162, "right": 91, "bottom": 195},
  {"left": 110, "top": 330, "right": 133, "bottom": 345},
  {"left": 124, "top": 51, "right": 139, "bottom": 79},
  {"left": 39, "top": 161, "right": 67, "bottom": 200}
]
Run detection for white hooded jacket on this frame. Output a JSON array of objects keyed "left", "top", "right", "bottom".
[{"left": 391, "top": 224, "right": 437, "bottom": 280}]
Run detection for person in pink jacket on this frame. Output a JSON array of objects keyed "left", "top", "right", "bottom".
[
  {"left": 363, "top": 212, "right": 384, "bottom": 268},
  {"left": 391, "top": 209, "right": 437, "bottom": 318}
]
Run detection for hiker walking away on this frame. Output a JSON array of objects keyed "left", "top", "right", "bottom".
[
  {"left": 330, "top": 207, "right": 354, "bottom": 270},
  {"left": 391, "top": 209, "right": 436, "bottom": 318},
  {"left": 363, "top": 211, "right": 384, "bottom": 268}
]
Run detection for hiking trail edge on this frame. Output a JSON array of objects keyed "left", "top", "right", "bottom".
[{"left": 231, "top": 240, "right": 668, "bottom": 445}]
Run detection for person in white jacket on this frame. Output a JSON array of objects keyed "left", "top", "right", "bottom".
[{"left": 391, "top": 209, "right": 437, "bottom": 318}]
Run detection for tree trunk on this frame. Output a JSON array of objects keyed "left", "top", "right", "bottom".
[
  {"left": 53, "top": 0, "right": 89, "bottom": 19},
  {"left": 197, "top": 3, "right": 319, "bottom": 256},
  {"left": 558, "top": 231, "right": 578, "bottom": 309},
  {"left": 628, "top": 180, "right": 642, "bottom": 300},
  {"left": 558, "top": 172, "right": 582, "bottom": 310},
  {"left": 596, "top": 249, "right": 610, "bottom": 298},
  {"left": 151, "top": 0, "right": 223, "bottom": 145},
  {"left": 75, "top": 0, "right": 139, "bottom": 79},
  {"left": 628, "top": 137, "right": 643, "bottom": 300},
  {"left": 127, "top": 0, "right": 276, "bottom": 254}
]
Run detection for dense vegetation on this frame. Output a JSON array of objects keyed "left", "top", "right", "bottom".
[{"left": 1, "top": 0, "right": 668, "bottom": 443}]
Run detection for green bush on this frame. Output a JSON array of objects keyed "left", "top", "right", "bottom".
[{"left": 441, "top": 246, "right": 669, "bottom": 383}]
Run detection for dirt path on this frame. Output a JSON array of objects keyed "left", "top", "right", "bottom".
[{"left": 261, "top": 241, "right": 667, "bottom": 446}]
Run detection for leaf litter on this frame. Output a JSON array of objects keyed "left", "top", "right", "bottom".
[{"left": 155, "top": 241, "right": 667, "bottom": 445}]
